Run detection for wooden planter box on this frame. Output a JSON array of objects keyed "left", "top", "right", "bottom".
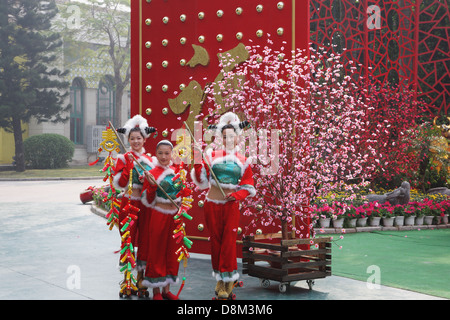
[{"left": 242, "top": 233, "right": 332, "bottom": 292}]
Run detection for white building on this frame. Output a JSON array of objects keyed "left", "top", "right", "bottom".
[{"left": 0, "top": 0, "right": 131, "bottom": 166}]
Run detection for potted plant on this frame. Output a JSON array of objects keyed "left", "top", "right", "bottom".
[
  {"left": 432, "top": 202, "right": 444, "bottom": 224},
  {"left": 319, "top": 211, "right": 331, "bottom": 228},
  {"left": 421, "top": 201, "right": 435, "bottom": 225},
  {"left": 345, "top": 205, "right": 358, "bottom": 228},
  {"left": 393, "top": 204, "right": 405, "bottom": 226},
  {"left": 403, "top": 204, "right": 416, "bottom": 226},
  {"left": 442, "top": 200, "right": 450, "bottom": 224},
  {"left": 332, "top": 212, "right": 345, "bottom": 228},
  {"left": 310, "top": 204, "right": 332, "bottom": 228},
  {"left": 356, "top": 203, "right": 370, "bottom": 227},
  {"left": 368, "top": 203, "right": 382, "bottom": 226},
  {"left": 381, "top": 205, "right": 395, "bottom": 227},
  {"left": 413, "top": 203, "right": 425, "bottom": 225},
  {"left": 356, "top": 214, "right": 368, "bottom": 227}
]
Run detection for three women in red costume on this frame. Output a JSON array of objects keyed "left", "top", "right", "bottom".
[{"left": 113, "top": 112, "right": 254, "bottom": 300}]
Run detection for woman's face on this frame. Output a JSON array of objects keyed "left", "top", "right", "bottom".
[
  {"left": 222, "top": 128, "right": 238, "bottom": 150},
  {"left": 128, "top": 131, "right": 145, "bottom": 153},
  {"left": 156, "top": 144, "right": 172, "bottom": 166}
]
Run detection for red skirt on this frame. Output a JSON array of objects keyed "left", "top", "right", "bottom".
[{"left": 142, "top": 208, "right": 179, "bottom": 288}]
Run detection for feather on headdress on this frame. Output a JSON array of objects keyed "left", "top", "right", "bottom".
[
  {"left": 208, "top": 112, "right": 249, "bottom": 136},
  {"left": 116, "top": 114, "right": 156, "bottom": 139}
]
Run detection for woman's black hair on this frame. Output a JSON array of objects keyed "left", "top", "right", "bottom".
[
  {"left": 117, "top": 126, "right": 156, "bottom": 139},
  {"left": 129, "top": 126, "right": 144, "bottom": 138},
  {"left": 209, "top": 121, "right": 250, "bottom": 133},
  {"left": 156, "top": 140, "right": 174, "bottom": 150},
  {"left": 221, "top": 124, "right": 236, "bottom": 133}
]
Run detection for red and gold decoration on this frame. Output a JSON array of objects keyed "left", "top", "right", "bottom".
[
  {"left": 131, "top": 0, "right": 311, "bottom": 255},
  {"left": 171, "top": 161, "right": 194, "bottom": 299}
]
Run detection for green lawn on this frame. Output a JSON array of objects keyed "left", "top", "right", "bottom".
[
  {"left": 330, "top": 229, "right": 450, "bottom": 299},
  {"left": 0, "top": 165, "right": 105, "bottom": 179}
]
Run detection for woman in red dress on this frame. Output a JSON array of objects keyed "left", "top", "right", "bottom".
[
  {"left": 191, "top": 112, "right": 255, "bottom": 299},
  {"left": 141, "top": 140, "right": 182, "bottom": 300},
  {"left": 113, "top": 115, "right": 155, "bottom": 292}
]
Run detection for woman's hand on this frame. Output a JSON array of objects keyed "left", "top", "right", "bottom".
[
  {"left": 225, "top": 194, "right": 236, "bottom": 202},
  {"left": 144, "top": 171, "right": 156, "bottom": 185},
  {"left": 193, "top": 141, "right": 203, "bottom": 152}
]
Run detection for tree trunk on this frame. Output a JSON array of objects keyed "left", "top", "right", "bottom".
[
  {"left": 281, "top": 218, "right": 289, "bottom": 240},
  {"left": 115, "top": 85, "right": 124, "bottom": 128},
  {"left": 12, "top": 115, "right": 25, "bottom": 172}
]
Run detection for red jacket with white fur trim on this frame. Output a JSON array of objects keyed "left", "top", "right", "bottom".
[
  {"left": 141, "top": 160, "right": 182, "bottom": 214},
  {"left": 113, "top": 150, "right": 154, "bottom": 190},
  {"left": 190, "top": 148, "right": 256, "bottom": 201}
]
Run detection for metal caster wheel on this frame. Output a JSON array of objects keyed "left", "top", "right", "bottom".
[
  {"left": 137, "top": 290, "right": 149, "bottom": 298},
  {"left": 260, "top": 279, "right": 270, "bottom": 288},
  {"left": 279, "top": 282, "right": 289, "bottom": 293},
  {"left": 306, "top": 280, "right": 315, "bottom": 290}
]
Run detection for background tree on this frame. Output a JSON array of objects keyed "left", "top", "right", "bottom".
[
  {"left": 57, "top": 0, "right": 131, "bottom": 127},
  {"left": 205, "top": 42, "right": 381, "bottom": 239},
  {"left": 0, "top": 0, "right": 70, "bottom": 172}
]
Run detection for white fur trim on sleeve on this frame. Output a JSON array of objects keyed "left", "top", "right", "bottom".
[
  {"left": 239, "top": 184, "right": 256, "bottom": 197},
  {"left": 141, "top": 189, "right": 155, "bottom": 208},
  {"left": 190, "top": 167, "right": 210, "bottom": 190}
]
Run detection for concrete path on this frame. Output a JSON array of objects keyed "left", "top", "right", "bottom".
[{"left": 0, "top": 179, "right": 445, "bottom": 300}]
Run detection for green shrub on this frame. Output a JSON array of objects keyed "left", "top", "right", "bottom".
[{"left": 24, "top": 134, "right": 75, "bottom": 169}]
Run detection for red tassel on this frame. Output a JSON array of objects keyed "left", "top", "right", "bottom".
[
  {"left": 89, "top": 158, "right": 100, "bottom": 166},
  {"left": 176, "top": 277, "right": 186, "bottom": 299}
]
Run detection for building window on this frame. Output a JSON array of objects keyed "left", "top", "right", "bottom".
[
  {"left": 97, "top": 76, "right": 116, "bottom": 126},
  {"left": 70, "top": 78, "right": 85, "bottom": 145}
]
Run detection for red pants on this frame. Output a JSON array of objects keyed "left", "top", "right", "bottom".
[
  {"left": 204, "top": 200, "right": 240, "bottom": 282},
  {"left": 143, "top": 209, "right": 179, "bottom": 288},
  {"left": 136, "top": 206, "right": 152, "bottom": 270}
]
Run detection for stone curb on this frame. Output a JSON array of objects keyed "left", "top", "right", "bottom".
[
  {"left": 0, "top": 177, "right": 103, "bottom": 182},
  {"left": 90, "top": 203, "right": 107, "bottom": 219},
  {"left": 315, "top": 224, "right": 450, "bottom": 234},
  {"left": 90, "top": 203, "right": 450, "bottom": 235}
]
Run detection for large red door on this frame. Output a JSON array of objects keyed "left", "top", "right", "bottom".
[{"left": 130, "top": 0, "right": 311, "bottom": 255}]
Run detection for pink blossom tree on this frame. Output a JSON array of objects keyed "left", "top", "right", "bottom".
[{"left": 204, "top": 39, "right": 384, "bottom": 239}]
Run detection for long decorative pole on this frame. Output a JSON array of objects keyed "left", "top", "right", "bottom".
[{"left": 183, "top": 121, "right": 227, "bottom": 198}]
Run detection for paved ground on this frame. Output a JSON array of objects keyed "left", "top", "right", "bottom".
[{"left": 0, "top": 179, "right": 445, "bottom": 300}]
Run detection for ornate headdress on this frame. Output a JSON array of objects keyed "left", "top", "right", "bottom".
[
  {"left": 116, "top": 114, "right": 156, "bottom": 139},
  {"left": 208, "top": 112, "right": 249, "bottom": 136}
]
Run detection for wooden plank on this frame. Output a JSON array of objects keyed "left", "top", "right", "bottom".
[
  {"left": 244, "top": 266, "right": 332, "bottom": 282},
  {"left": 242, "top": 241, "right": 288, "bottom": 252},
  {"left": 282, "top": 271, "right": 329, "bottom": 282},
  {"left": 281, "top": 237, "right": 332, "bottom": 247},
  {"left": 281, "top": 248, "right": 331, "bottom": 258},
  {"left": 242, "top": 252, "right": 288, "bottom": 263},
  {"left": 247, "top": 270, "right": 283, "bottom": 282},
  {"left": 243, "top": 264, "right": 288, "bottom": 277},
  {"left": 253, "top": 233, "right": 283, "bottom": 241},
  {"left": 281, "top": 260, "right": 330, "bottom": 270}
]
